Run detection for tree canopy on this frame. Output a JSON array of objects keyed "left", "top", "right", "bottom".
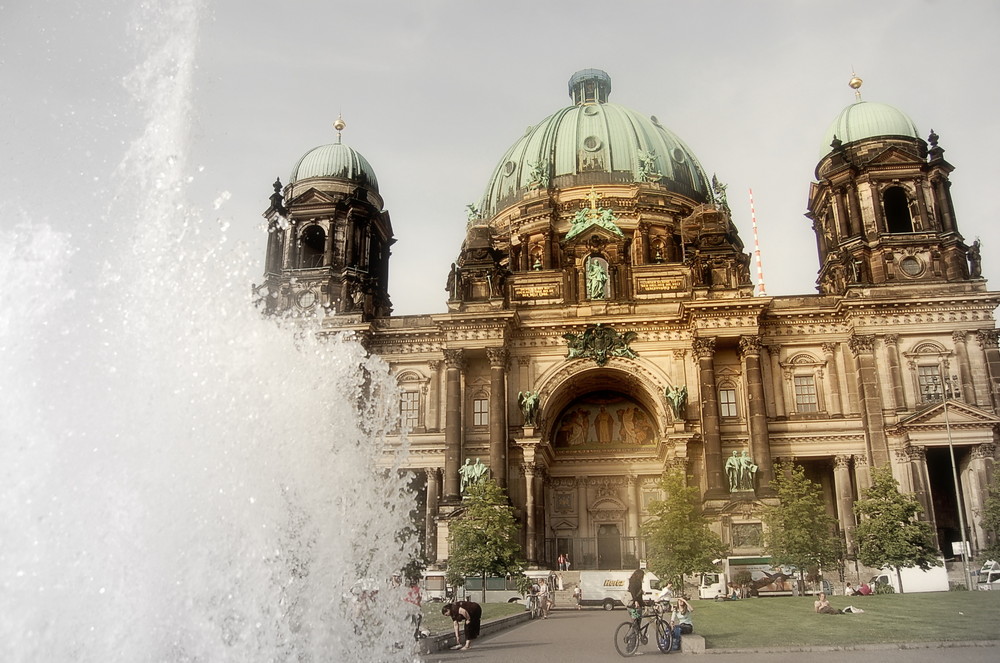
[
  {"left": 762, "top": 462, "right": 843, "bottom": 580},
  {"left": 854, "top": 465, "right": 940, "bottom": 591},
  {"left": 445, "top": 479, "right": 524, "bottom": 586},
  {"left": 643, "top": 469, "right": 728, "bottom": 588}
]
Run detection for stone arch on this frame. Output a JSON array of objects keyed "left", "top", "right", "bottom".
[{"left": 534, "top": 356, "right": 674, "bottom": 444}]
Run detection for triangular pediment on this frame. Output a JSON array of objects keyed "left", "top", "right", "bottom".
[
  {"left": 866, "top": 145, "right": 923, "bottom": 168},
  {"left": 562, "top": 224, "right": 623, "bottom": 246},
  {"left": 287, "top": 187, "right": 339, "bottom": 208},
  {"left": 897, "top": 400, "right": 1000, "bottom": 429}
]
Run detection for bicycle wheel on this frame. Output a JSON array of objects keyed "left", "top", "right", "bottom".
[
  {"left": 656, "top": 619, "right": 673, "bottom": 654},
  {"left": 614, "top": 621, "right": 640, "bottom": 657}
]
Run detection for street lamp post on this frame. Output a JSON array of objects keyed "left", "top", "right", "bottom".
[{"left": 928, "top": 374, "right": 973, "bottom": 590}]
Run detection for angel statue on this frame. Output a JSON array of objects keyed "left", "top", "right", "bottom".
[
  {"left": 664, "top": 385, "right": 688, "bottom": 420},
  {"left": 518, "top": 390, "right": 540, "bottom": 427}
]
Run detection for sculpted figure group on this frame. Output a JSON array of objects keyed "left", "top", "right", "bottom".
[{"left": 725, "top": 450, "right": 759, "bottom": 492}]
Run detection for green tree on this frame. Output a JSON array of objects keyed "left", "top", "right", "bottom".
[
  {"left": 446, "top": 479, "right": 525, "bottom": 587},
  {"left": 854, "top": 465, "right": 941, "bottom": 593},
  {"left": 978, "top": 466, "right": 1000, "bottom": 563},
  {"left": 643, "top": 469, "right": 729, "bottom": 591},
  {"left": 762, "top": 462, "right": 843, "bottom": 591}
]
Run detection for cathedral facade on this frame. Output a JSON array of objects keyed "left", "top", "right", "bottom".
[{"left": 258, "top": 70, "right": 999, "bottom": 573}]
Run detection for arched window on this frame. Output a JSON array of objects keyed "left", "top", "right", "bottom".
[
  {"left": 299, "top": 224, "right": 326, "bottom": 268},
  {"left": 883, "top": 186, "right": 913, "bottom": 233}
]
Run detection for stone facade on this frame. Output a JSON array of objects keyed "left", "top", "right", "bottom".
[{"left": 259, "top": 72, "right": 999, "bottom": 572}]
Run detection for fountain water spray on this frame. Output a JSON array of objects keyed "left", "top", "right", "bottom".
[{"left": 0, "top": 2, "right": 420, "bottom": 661}]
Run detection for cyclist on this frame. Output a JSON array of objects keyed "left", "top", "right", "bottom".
[{"left": 627, "top": 568, "right": 645, "bottom": 628}]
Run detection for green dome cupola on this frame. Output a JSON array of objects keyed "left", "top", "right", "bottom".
[
  {"left": 288, "top": 117, "right": 379, "bottom": 193},
  {"left": 478, "top": 69, "right": 712, "bottom": 218}
]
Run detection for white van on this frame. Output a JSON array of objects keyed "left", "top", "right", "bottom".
[
  {"left": 577, "top": 570, "right": 661, "bottom": 610},
  {"left": 976, "top": 560, "right": 1000, "bottom": 590},
  {"left": 869, "top": 559, "right": 949, "bottom": 593}
]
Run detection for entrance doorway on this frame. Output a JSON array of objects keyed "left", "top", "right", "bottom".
[{"left": 597, "top": 524, "right": 622, "bottom": 569}]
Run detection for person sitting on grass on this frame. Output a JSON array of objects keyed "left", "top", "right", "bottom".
[
  {"left": 813, "top": 592, "right": 842, "bottom": 614},
  {"left": 442, "top": 601, "right": 482, "bottom": 650}
]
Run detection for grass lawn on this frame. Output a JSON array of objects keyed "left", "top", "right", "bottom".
[
  {"left": 420, "top": 601, "right": 525, "bottom": 636},
  {"left": 694, "top": 592, "right": 1000, "bottom": 649}
]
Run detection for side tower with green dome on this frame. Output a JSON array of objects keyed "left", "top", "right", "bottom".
[
  {"left": 258, "top": 116, "right": 394, "bottom": 319},
  {"left": 807, "top": 75, "right": 979, "bottom": 296},
  {"left": 450, "top": 68, "right": 752, "bottom": 315}
]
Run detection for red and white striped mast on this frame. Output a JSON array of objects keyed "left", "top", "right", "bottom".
[{"left": 749, "top": 188, "right": 767, "bottom": 296}]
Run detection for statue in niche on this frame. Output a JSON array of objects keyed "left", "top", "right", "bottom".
[
  {"left": 737, "top": 450, "right": 758, "bottom": 491},
  {"left": 518, "top": 390, "right": 541, "bottom": 427},
  {"left": 664, "top": 385, "right": 688, "bottom": 421},
  {"left": 969, "top": 239, "right": 982, "bottom": 278},
  {"left": 459, "top": 458, "right": 489, "bottom": 493},
  {"left": 446, "top": 263, "right": 460, "bottom": 300},
  {"left": 586, "top": 257, "right": 609, "bottom": 299},
  {"left": 725, "top": 450, "right": 741, "bottom": 493}
]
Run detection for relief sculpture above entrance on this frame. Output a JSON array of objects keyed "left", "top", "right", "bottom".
[{"left": 553, "top": 391, "right": 657, "bottom": 450}]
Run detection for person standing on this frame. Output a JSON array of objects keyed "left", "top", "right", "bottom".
[
  {"left": 558, "top": 553, "right": 566, "bottom": 570},
  {"left": 538, "top": 578, "right": 552, "bottom": 618},
  {"left": 442, "top": 601, "right": 482, "bottom": 650},
  {"left": 573, "top": 585, "right": 582, "bottom": 610},
  {"left": 565, "top": 554, "right": 572, "bottom": 571}
]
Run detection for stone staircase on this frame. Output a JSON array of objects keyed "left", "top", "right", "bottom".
[{"left": 550, "top": 570, "right": 581, "bottom": 609}]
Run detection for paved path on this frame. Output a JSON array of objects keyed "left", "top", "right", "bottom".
[{"left": 420, "top": 607, "right": 1000, "bottom": 663}]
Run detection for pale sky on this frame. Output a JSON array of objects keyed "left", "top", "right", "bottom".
[{"left": 3, "top": 0, "right": 999, "bottom": 316}]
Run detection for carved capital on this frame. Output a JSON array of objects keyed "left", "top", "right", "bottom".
[
  {"left": 427, "top": 360, "right": 442, "bottom": 373},
  {"left": 834, "top": 455, "right": 852, "bottom": 470},
  {"left": 883, "top": 334, "right": 899, "bottom": 347},
  {"left": 693, "top": 337, "right": 716, "bottom": 359},
  {"left": 854, "top": 454, "right": 869, "bottom": 468},
  {"left": 672, "top": 348, "right": 688, "bottom": 360},
  {"left": 739, "top": 335, "right": 762, "bottom": 357},
  {"left": 952, "top": 330, "right": 968, "bottom": 344},
  {"left": 821, "top": 342, "right": 838, "bottom": 356},
  {"left": 977, "top": 329, "right": 999, "bottom": 350},
  {"left": 972, "top": 443, "right": 997, "bottom": 460},
  {"left": 443, "top": 348, "right": 465, "bottom": 370},
  {"left": 848, "top": 334, "right": 876, "bottom": 357},
  {"left": 486, "top": 346, "right": 509, "bottom": 368}
]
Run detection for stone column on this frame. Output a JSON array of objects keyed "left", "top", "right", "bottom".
[
  {"left": 694, "top": 337, "right": 725, "bottom": 496},
  {"left": 977, "top": 330, "right": 1000, "bottom": 411},
  {"left": 519, "top": 234, "right": 530, "bottom": 272},
  {"left": 740, "top": 335, "right": 775, "bottom": 491},
  {"left": 903, "top": 445, "right": 935, "bottom": 531},
  {"left": 833, "top": 455, "right": 856, "bottom": 554},
  {"left": 443, "top": 348, "right": 465, "bottom": 501},
  {"left": 577, "top": 476, "right": 589, "bottom": 540},
  {"left": 424, "top": 468, "right": 440, "bottom": 563},
  {"left": 765, "top": 344, "right": 786, "bottom": 418},
  {"left": 821, "top": 342, "right": 844, "bottom": 417},
  {"left": 523, "top": 463, "right": 537, "bottom": 563},
  {"left": 427, "top": 360, "right": 442, "bottom": 432},
  {"left": 953, "top": 331, "right": 977, "bottom": 406},
  {"left": 883, "top": 335, "right": 906, "bottom": 412},
  {"left": 626, "top": 475, "right": 640, "bottom": 539},
  {"left": 854, "top": 454, "right": 872, "bottom": 496},
  {"left": 969, "top": 443, "right": 996, "bottom": 553},
  {"left": 486, "top": 347, "right": 509, "bottom": 488},
  {"left": 849, "top": 334, "right": 890, "bottom": 467}
]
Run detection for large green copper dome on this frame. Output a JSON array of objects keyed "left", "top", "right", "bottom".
[
  {"left": 479, "top": 69, "right": 711, "bottom": 217},
  {"left": 289, "top": 141, "right": 379, "bottom": 193},
  {"left": 820, "top": 100, "right": 920, "bottom": 159}
]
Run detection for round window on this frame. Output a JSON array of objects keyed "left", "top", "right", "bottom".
[
  {"left": 583, "top": 136, "right": 602, "bottom": 152},
  {"left": 900, "top": 256, "right": 922, "bottom": 276},
  {"left": 671, "top": 147, "right": 686, "bottom": 163},
  {"left": 503, "top": 161, "right": 516, "bottom": 177},
  {"left": 583, "top": 105, "right": 599, "bottom": 116}
]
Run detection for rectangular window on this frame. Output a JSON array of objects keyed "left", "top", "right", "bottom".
[
  {"left": 473, "top": 398, "right": 489, "bottom": 426},
  {"left": 794, "top": 375, "right": 819, "bottom": 412},
  {"left": 719, "top": 388, "right": 737, "bottom": 418},
  {"left": 400, "top": 391, "right": 419, "bottom": 430},
  {"left": 918, "top": 365, "right": 943, "bottom": 402}
]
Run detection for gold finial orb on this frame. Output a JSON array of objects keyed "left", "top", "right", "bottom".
[
  {"left": 849, "top": 75, "right": 863, "bottom": 90},
  {"left": 333, "top": 114, "right": 347, "bottom": 132}
]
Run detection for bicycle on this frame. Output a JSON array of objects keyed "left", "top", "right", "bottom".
[
  {"left": 613, "top": 600, "right": 673, "bottom": 657},
  {"left": 525, "top": 593, "right": 542, "bottom": 620}
]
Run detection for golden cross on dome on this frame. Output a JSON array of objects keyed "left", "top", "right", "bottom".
[{"left": 585, "top": 187, "right": 603, "bottom": 217}]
